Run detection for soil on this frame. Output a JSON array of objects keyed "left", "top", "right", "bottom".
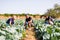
[
  {"left": 22, "top": 27, "right": 36, "bottom": 40},
  {"left": 0, "top": 16, "right": 40, "bottom": 20},
  {"left": 0, "top": 16, "right": 60, "bottom": 20}
]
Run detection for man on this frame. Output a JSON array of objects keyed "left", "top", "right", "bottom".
[
  {"left": 45, "top": 16, "right": 54, "bottom": 25},
  {"left": 6, "top": 15, "right": 16, "bottom": 26},
  {"left": 24, "top": 14, "right": 34, "bottom": 29}
]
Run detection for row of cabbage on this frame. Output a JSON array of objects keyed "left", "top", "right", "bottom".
[
  {"left": 0, "top": 19, "right": 25, "bottom": 40},
  {"left": 34, "top": 19, "right": 60, "bottom": 40},
  {"left": 0, "top": 19, "right": 60, "bottom": 40}
]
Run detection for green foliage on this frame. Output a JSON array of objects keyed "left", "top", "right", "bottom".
[
  {"left": 44, "top": 4, "right": 60, "bottom": 18},
  {"left": 0, "top": 19, "right": 25, "bottom": 40},
  {"left": 0, "top": 13, "right": 41, "bottom": 17},
  {"left": 34, "top": 19, "right": 60, "bottom": 40}
]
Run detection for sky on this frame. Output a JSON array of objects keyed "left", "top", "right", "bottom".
[{"left": 0, "top": 0, "right": 60, "bottom": 15}]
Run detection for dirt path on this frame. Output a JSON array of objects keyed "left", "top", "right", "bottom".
[{"left": 22, "top": 27, "right": 36, "bottom": 40}]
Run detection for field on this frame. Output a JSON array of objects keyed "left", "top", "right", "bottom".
[
  {"left": 0, "top": 18, "right": 60, "bottom": 40},
  {"left": 0, "top": 19, "right": 25, "bottom": 40},
  {"left": 0, "top": 0, "right": 60, "bottom": 40}
]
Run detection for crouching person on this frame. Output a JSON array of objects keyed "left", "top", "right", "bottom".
[
  {"left": 24, "top": 14, "right": 34, "bottom": 29},
  {"left": 6, "top": 15, "right": 16, "bottom": 26}
]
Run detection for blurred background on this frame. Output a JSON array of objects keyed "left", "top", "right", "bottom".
[{"left": 0, "top": 0, "right": 60, "bottom": 19}]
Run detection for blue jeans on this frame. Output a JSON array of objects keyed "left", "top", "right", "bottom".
[
  {"left": 25, "top": 22, "right": 28, "bottom": 25},
  {"left": 45, "top": 21, "right": 49, "bottom": 24}
]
